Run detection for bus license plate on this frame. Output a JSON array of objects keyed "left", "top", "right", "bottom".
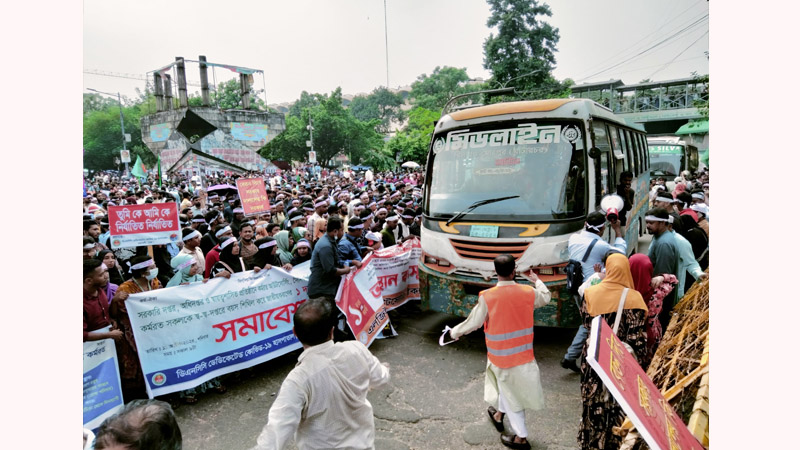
[{"left": 469, "top": 225, "right": 499, "bottom": 238}]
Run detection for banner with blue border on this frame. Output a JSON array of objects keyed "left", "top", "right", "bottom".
[
  {"left": 83, "top": 328, "right": 124, "bottom": 430},
  {"left": 127, "top": 268, "right": 308, "bottom": 398}
]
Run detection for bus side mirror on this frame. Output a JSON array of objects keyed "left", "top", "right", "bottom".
[{"left": 589, "top": 147, "right": 601, "bottom": 159}]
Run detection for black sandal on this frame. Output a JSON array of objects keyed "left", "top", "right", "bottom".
[
  {"left": 500, "top": 433, "right": 531, "bottom": 450},
  {"left": 487, "top": 406, "right": 504, "bottom": 432}
]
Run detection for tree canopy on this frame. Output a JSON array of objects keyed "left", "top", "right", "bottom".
[
  {"left": 409, "top": 66, "right": 485, "bottom": 112},
  {"left": 482, "top": 0, "right": 570, "bottom": 99},
  {"left": 83, "top": 94, "right": 157, "bottom": 171},
  {"left": 385, "top": 106, "right": 439, "bottom": 165},
  {"left": 188, "top": 78, "right": 269, "bottom": 111},
  {"left": 348, "top": 87, "right": 406, "bottom": 133},
  {"left": 259, "top": 88, "right": 387, "bottom": 169}
]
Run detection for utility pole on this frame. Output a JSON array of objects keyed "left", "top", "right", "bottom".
[
  {"left": 306, "top": 115, "right": 315, "bottom": 165},
  {"left": 384, "top": 0, "right": 389, "bottom": 88}
]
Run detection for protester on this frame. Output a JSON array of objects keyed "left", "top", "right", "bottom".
[
  {"left": 274, "top": 230, "right": 294, "bottom": 266},
  {"left": 111, "top": 255, "right": 161, "bottom": 400},
  {"left": 645, "top": 208, "right": 680, "bottom": 332},
  {"left": 166, "top": 254, "right": 203, "bottom": 287},
  {"left": 578, "top": 253, "right": 648, "bottom": 450},
  {"left": 628, "top": 253, "right": 678, "bottom": 369},
  {"left": 290, "top": 239, "right": 312, "bottom": 266},
  {"left": 94, "top": 399, "right": 182, "bottom": 450},
  {"left": 338, "top": 217, "right": 365, "bottom": 267},
  {"left": 254, "top": 298, "right": 390, "bottom": 449},
  {"left": 307, "top": 217, "right": 353, "bottom": 302},
  {"left": 83, "top": 259, "right": 123, "bottom": 342},
  {"left": 561, "top": 211, "right": 626, "bottom": 373},
  {"left": 447, "top": 254, "right": 551, "bottom": 450},
  {"left": 97, "top": 249, "right": 126, "bottom": 286}
]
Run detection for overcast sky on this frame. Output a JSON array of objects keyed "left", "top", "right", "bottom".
[{"left": 83, "top": 0, "right": 709, "bottom": 105}]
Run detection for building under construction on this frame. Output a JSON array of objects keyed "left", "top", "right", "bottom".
[{"left": 140, "top": 56, "right": 285, "bottom": 176}]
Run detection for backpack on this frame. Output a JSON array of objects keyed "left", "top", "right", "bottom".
[{"left": 564, "top": 238, "right": 599, "bottom": 294}]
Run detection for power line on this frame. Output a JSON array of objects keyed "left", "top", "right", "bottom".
[
  {"left": 646, "top": 30, "right": 709, "bottom": 80},
  {"left": 575, "top": 14, "right": 708, "bottom": 82},
  {"left": 84, "top": 69, "right": 208, "bottom": 88},
  {"left": 575, "top": 4, "right": 706, "bottom": 80}
]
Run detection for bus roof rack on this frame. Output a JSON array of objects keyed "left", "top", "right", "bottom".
[{"left": 441, "top": 87, "right": 516, "bottom": 117}]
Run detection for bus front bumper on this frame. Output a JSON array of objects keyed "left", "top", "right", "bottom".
[{"left": 419, "top": 263, "right": 582, "bottom": 328}]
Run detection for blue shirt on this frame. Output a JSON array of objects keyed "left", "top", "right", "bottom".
[
  {"left": 307, "top": 234, "right": 345, "bottom": 298},
  {"left": 648, "top": 230, "right": 679, "bottom": 278},
  {"left": 338, "top": 234, "right": 362, "bottom": 265},
  {"left": 567, "top": 230, "right": 627, "bottom": 282}
]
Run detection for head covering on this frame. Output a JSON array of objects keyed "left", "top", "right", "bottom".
[
  {"left": 628, "top": 254, "right": 654, "bottom": 304},
  {"left": 584, "top": 253, "right": 648, "bottom": 317},
  {"left": 679, "top": 208, "right": 699, "bottom": 222},
  {"left": 249, "top": 237, "right": 280, "bottom": 269},
  {"left": 218, "top": 238, "right": 245, "bottom": 273},
  {"left": 673, "top": 183, "right": 687, "bottom": 197},
  {"left": 274, "top": 230, "right": 294, "bottom": 265},
  {"left": 166, "top": 254, "right": 202, "bottom": 287},
  {"left": 291, "top": 226, "right": 309, "bottom": 244}
]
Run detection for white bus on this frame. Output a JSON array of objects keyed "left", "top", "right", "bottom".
[{"left": 419, "top": 98, "right": 650, "bottom": 327}]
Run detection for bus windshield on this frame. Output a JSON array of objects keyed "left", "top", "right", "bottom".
[
  {"left": 427, "top": 120, "right": 586, "bottom": 222},
  {"left": 648, "top": 144, "right": 683, "bottom": 177}
]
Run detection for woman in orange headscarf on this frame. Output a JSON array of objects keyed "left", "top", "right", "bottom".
[{"left": 577, "top": 252, "right": 648, "bottom": 450}]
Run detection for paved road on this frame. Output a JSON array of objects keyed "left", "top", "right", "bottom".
[
  {"left": 175, "top": 303, "right": 583, "bottom": 450},
  {"left": 175, "top": 233, "right": 653, "bottom": 450}
]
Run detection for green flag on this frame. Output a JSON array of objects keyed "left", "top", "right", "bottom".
[
  {"left": 157, "top": 156, "right": 162, "bottom": 188},
  {"left": 131, "top": 155, "right": 147, "bottom": 179}
]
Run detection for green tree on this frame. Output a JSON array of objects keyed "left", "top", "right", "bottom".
[
  {"left": 409, "top": 66, "right": 485, "bottom": 111},
  {"left": 482, "top": 0, "right": 569, "bottom": 98},
  {"left": 348, "top": 87, "right": 406, "bottom": 133},
  {"left": 187, "top": 78, "right": 268, "bottom": 110},
  {"left": 260, "top": 88, "right": 384, "bottom": 168},
  {"left": 386, "top": 106, "right": 439, "bottom": 164},
  {"left": 288, "top": 91, "right": 327, "bottom": 118},
  {"left": 83, "top": 95, "right": 157, "bottom": 171}
]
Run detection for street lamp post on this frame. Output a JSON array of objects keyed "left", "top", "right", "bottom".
[{"left": 87, "top": 88, "right": 129, "bottom": 176}]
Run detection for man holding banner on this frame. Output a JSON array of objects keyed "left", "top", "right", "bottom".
[{"left": 255, "top": 298, "right": 390, "bottom": 449}]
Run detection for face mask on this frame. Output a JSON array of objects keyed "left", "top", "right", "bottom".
[{"left": 145, "top": 268, "right": 159, "bottom": 280}]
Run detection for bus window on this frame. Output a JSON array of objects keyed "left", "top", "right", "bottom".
[
  {"left": 638, "top": 134, "right": 648, "bottom": 171},
  {"left": 626, "top": 130, "right": 639, "bottom": 175},
  {"left": 619, "top": 128, "right": 632, "bottom": 172},
  {"left": 608, "top": 124, "right": 627, "bottom": 184},
  {"left": 592, "top": 122, "right": 613, "bottom": 203}
]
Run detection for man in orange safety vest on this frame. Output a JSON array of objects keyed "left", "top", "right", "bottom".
[{"left": 447, "top": 254, "right": 551, "bottom": 450}]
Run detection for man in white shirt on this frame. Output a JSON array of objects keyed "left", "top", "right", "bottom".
[{"left": 255, "top": 298, "right": 390, "bottom": 450}]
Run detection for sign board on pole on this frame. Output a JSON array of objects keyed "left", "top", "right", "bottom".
[
  {"left": 235, "top": 177, "right": 270, "bottom": 216},
  {"left": 308, "top": 151, "right": 317, "bottom": 164},
  {"left": 108, "top": 203, "right": 181, "bottom": 249},
  {"left": 120, "top": 150, "right": 131, "bottom": 163},
  {"left": 306, "top": 140, "right": 312, "bottom": 148},
  {"left": 586, "top": 316, "right": 704, "bottom": 450},
  {"left": 125, "top": 133, "right": 132, "bottom": 143}
]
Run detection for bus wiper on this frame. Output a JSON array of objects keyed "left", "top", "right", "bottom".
[{"left": 446, "top": 195, "right": 520, "bottom": 226}]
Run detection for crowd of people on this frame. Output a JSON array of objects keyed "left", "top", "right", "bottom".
[
  {"left": 83, "top": 162, "right": 709, "bottom": 450},
  {"left": 82, "top": 166, "right": 424, "bottom": 404}
]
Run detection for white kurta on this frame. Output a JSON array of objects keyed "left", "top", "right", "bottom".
[
  {"left": 255, "top": 340, "right": 390, "bottom": 450},
  {"left": 450, "top": 279, "right": 551, "bottom": 413}
]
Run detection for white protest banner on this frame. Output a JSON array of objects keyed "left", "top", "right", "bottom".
[
  {"left": 83, "top": 327, "right": 124, "bottom": 430},
  {"left": 370, "top": 238, "right": 422, "bottom": 310},
  {"left": 336, "top": 254, "right": 390, "bottom": 348},
  {"left": 126, "top": 268, "right": 307, "bottom": 398}
]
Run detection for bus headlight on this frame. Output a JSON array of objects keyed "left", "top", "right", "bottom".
[{"left": 424, "top": 255, "right": 451, "bottom": 267}]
